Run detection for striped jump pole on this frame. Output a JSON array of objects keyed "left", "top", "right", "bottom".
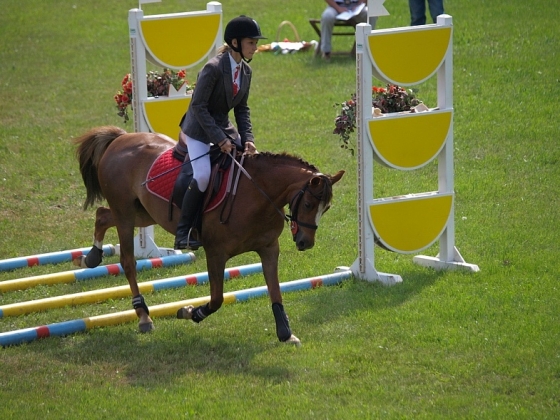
[
  {"left": 0, "top": 252, "right": 196, "bottom": 293},
  {"left": 0, "top": 263, "right": 262, "bottom": 318},
  {"left": 0, "top": 245, "right": 116, "bottom": 272},
  {"left": 0, "top": 269, "right": 352, "bottom": 347}
]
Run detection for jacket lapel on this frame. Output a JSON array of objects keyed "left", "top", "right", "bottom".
[{"left": 223, "top": 55, "right": 234, "bottom": 109}]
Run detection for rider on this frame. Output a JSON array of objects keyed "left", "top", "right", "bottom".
[{"left": 174, "top": 16, "right": 265, "bottom": 250}]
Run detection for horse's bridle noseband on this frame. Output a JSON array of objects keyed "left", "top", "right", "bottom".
[{"left": 287, "top": 175, "right": 331, "bottom": 242}]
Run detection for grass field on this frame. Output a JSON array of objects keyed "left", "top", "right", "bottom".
[{"left": 0, "top": 0, "right": 558, "bottom": 418}]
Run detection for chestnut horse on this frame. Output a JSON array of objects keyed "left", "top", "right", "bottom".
[{"left": 73, "top": 126, "right": 344, "bottom": 345}]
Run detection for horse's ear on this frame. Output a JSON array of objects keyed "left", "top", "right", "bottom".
[
  {"left": 310, "top": 176, "right": 322, "bottom": 187},
  {"left": 330, "top": 170, "right": 345, "bottom": 185}
]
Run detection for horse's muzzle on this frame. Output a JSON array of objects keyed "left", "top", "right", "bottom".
[{"left": 294, "top": 232, "right": 315, "bottom": 251}]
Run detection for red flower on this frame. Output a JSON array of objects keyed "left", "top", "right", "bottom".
[
  {"left": 121, "top": 74, "right": 131, "bottom": 86},
  {"left": 123, "top": 80, "right": 132, "bottom": 95},
  {"left": 115, "top": 68, "right": 192, "bottom": 124}
]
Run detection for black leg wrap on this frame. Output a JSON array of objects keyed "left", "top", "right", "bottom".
[
  {"left": 132, "top": 294, "right": 150, "bottom": 316},
  {"left": 191, "top": 303, "right": 216, "bottom": 323},
  {"left": 84, "top": 245, "right": 103, "bottom": 268},
  {"left": 272, "top": 302, "right": 292, "bottom": 342}
]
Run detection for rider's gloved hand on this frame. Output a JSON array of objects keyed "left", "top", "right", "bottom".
[
  {"left": 243, "top": 141, "right": 258, "bottom": 156},
  {"left": 218, "top": 138, "right": 235, "bottom": 154}
]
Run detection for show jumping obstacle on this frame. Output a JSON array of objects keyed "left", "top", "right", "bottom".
[
  {"left": 0, "top": 263, "right": 261, "bottom": 318},
  {"left": 1, "top": 1, "right": 480, "bottom": 348},
  {"left": 349, "top": 5, "right": 479, "bottom": 284},
  {"left": 0, "top": 269, "right": 351, "bottom": 347}
]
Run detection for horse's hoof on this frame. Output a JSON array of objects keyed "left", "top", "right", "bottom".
[
  {"left": 84, "top": 245, "right": 103, "bottom": 268},
  {"left": 138, "top": 321, "right": 154, "bottom": 333},
  {"left": 72, "top": 256, "right": 86, "bottom": 268},
  {"left": 176, "top": 305, "right": 194, "bottom": 320},
  {"left": 285, "top": 334, "right": 301, "bottom": 347}
]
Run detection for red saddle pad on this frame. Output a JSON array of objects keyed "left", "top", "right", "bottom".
[
  {"left": 145, "top": 148, "right": 182, "bottom": 201},
  {"left": 145, "top": 148, "right": 230, "bottom": 212}
]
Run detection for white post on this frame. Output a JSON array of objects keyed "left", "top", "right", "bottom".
[
  {"left": 128, "top": 9, "right": 149, "bottom": 134},
  {"left": 349, "top": 24, "right": 402, "bottom": 285},
  {"left": 413, "top": 15, "right": 479, "bottom": 272},
  {"left": 207, "top": 1, "right": 223, "bottom": 57},
  {"left": 126, "top": 8, "right": 181, "bottom": 258}
]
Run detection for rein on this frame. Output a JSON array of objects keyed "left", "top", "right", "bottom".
[
  {"left": 226, "top": 153, "right": 289, "bottom": 224},
  {"left": 226, "top": 153, "right": 329, "bottom": 241}
]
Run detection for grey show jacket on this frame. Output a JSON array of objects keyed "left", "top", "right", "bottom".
[{"left": 179, "top": 52, "right": 254, "bottom": 148}]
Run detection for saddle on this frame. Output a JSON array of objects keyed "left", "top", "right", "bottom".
[{"left": 144, "top": 144, "right": 237, "bottom": 223}]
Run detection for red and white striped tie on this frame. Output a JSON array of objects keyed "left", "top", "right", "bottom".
[{"left": 233, "top": 65, "right": 240, "bottom": 96}]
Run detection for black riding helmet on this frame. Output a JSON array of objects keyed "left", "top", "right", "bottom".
[{"left": 224, "top": 15, "right": 267, "bottom": 62}]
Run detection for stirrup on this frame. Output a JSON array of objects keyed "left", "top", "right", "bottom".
[{"left": 174, "top": 230, "right": 202, "bottom": 250}]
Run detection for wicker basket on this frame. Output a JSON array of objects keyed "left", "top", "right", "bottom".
[{"left": 257, "top": 21, "right": 314, "bottom": 53}]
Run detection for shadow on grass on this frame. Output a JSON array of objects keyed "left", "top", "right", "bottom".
[
  {"left": 17, "top": 266, "right": 444, "bottom": 387},
  {"left": 22, "top": 315, "right": 289, "bottom": 387},
  {"left": 296, "top": 267, "right": 446, "bottom": 325}
]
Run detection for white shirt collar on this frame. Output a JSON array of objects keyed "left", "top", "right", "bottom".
[
  {"left": 229, "top": 54, "right": 240, "bottom": 71},
  {"left": 229, "top": 53, "right": 241, "bottom": 86}
]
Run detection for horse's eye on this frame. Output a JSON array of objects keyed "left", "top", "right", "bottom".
[{"left": 304, "top": 201, "right": 312, "bottom": 210}]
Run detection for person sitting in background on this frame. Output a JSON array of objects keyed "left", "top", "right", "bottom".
[
  {"left": 320, "top": 0, "right": 376, "bottom": 61},
  {"left": 408, "top": 0, "right": 444, "bottom": 26}
]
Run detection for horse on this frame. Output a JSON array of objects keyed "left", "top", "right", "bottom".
[{"left": 72, "top": 126, "right": 344, "bottom": 345}]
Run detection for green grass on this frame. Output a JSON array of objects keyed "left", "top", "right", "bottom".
[{"left": 1, "top": 0, "right": 559, "bottom": 418}]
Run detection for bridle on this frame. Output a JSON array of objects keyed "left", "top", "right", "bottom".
[
  {"left": 287, "top": 178, "right": 330, "bottom": 240},
  {"left": 226, "top": 153, "right": 331, "bottom": 242}
]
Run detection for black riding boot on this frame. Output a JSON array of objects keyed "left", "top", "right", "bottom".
[{"left": 174, "top": 179, "right": 204, "bottom": 250}]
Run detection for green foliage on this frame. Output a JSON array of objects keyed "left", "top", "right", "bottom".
[
  {"left": 0, "top": 0, "right": 559, "bottom": 419},
  {"left": 333, "top": 85, "right": 422, "bottom": 153}
]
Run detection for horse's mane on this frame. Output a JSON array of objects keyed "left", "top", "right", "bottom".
[
  {"left": 251, "top": 151, "right": 333, "bottom": 204},
  {"left": 253, "top": 151, "right": 320, "bottom": 173}
]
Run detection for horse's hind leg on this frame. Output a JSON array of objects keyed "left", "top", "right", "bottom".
[
  {"left": 114, "top": 215, "right": 154, "bottom": 332},
  {"left": 73, "top": 206, "right": 114, "bottom": 268}
]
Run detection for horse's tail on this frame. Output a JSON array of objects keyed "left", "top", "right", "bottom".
[{"left": 73, "top": 126, "right": 127, "bottom": 210}]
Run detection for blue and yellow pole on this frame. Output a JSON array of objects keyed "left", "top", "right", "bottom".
[
  {"left": 0, "top": 269, "right": 352, "bottom": 347},
  {"left": 0, "top": 252, "right": 195, "bottom": 293},
  {"left": 0, "top": 245, "right": 115, "bottom": 272},
  {"left": 0, "top": 262, "right": 260, "bottom": 318}
]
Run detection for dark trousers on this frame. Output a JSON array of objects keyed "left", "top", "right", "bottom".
[{"left": 409, "top": 0, "right": 444, "bottom": 26}]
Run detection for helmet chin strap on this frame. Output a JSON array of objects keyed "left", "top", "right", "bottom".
[{"left": 232, "top": 38, "right": 252, "bottom": 63}]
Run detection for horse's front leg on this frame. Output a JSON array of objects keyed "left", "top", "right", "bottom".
[
  {"left": 258, "top": 243, "right": 301, "bottom": 346},
  {"left": 177, "top": 253, "right": 225, "bottom": 323},
  {"left": 73, "top": 206, "right": 114, "bottom": 268}
]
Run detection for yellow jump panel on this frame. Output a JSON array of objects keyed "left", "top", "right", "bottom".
[
  {"left": 143, "top": 97, "right": 191, "bottom": 139},
  {"left": 367, "top": 26, "right": 451, "bottom": 85},
  {"left": 140, "top": 14, "right": 220, "bottom": 68},
  {"left": 369, "top": 193, "right": 453, "bottom": 253},
  {"left": 368, "top": 110, "right": 452, "bottom": 170}
]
